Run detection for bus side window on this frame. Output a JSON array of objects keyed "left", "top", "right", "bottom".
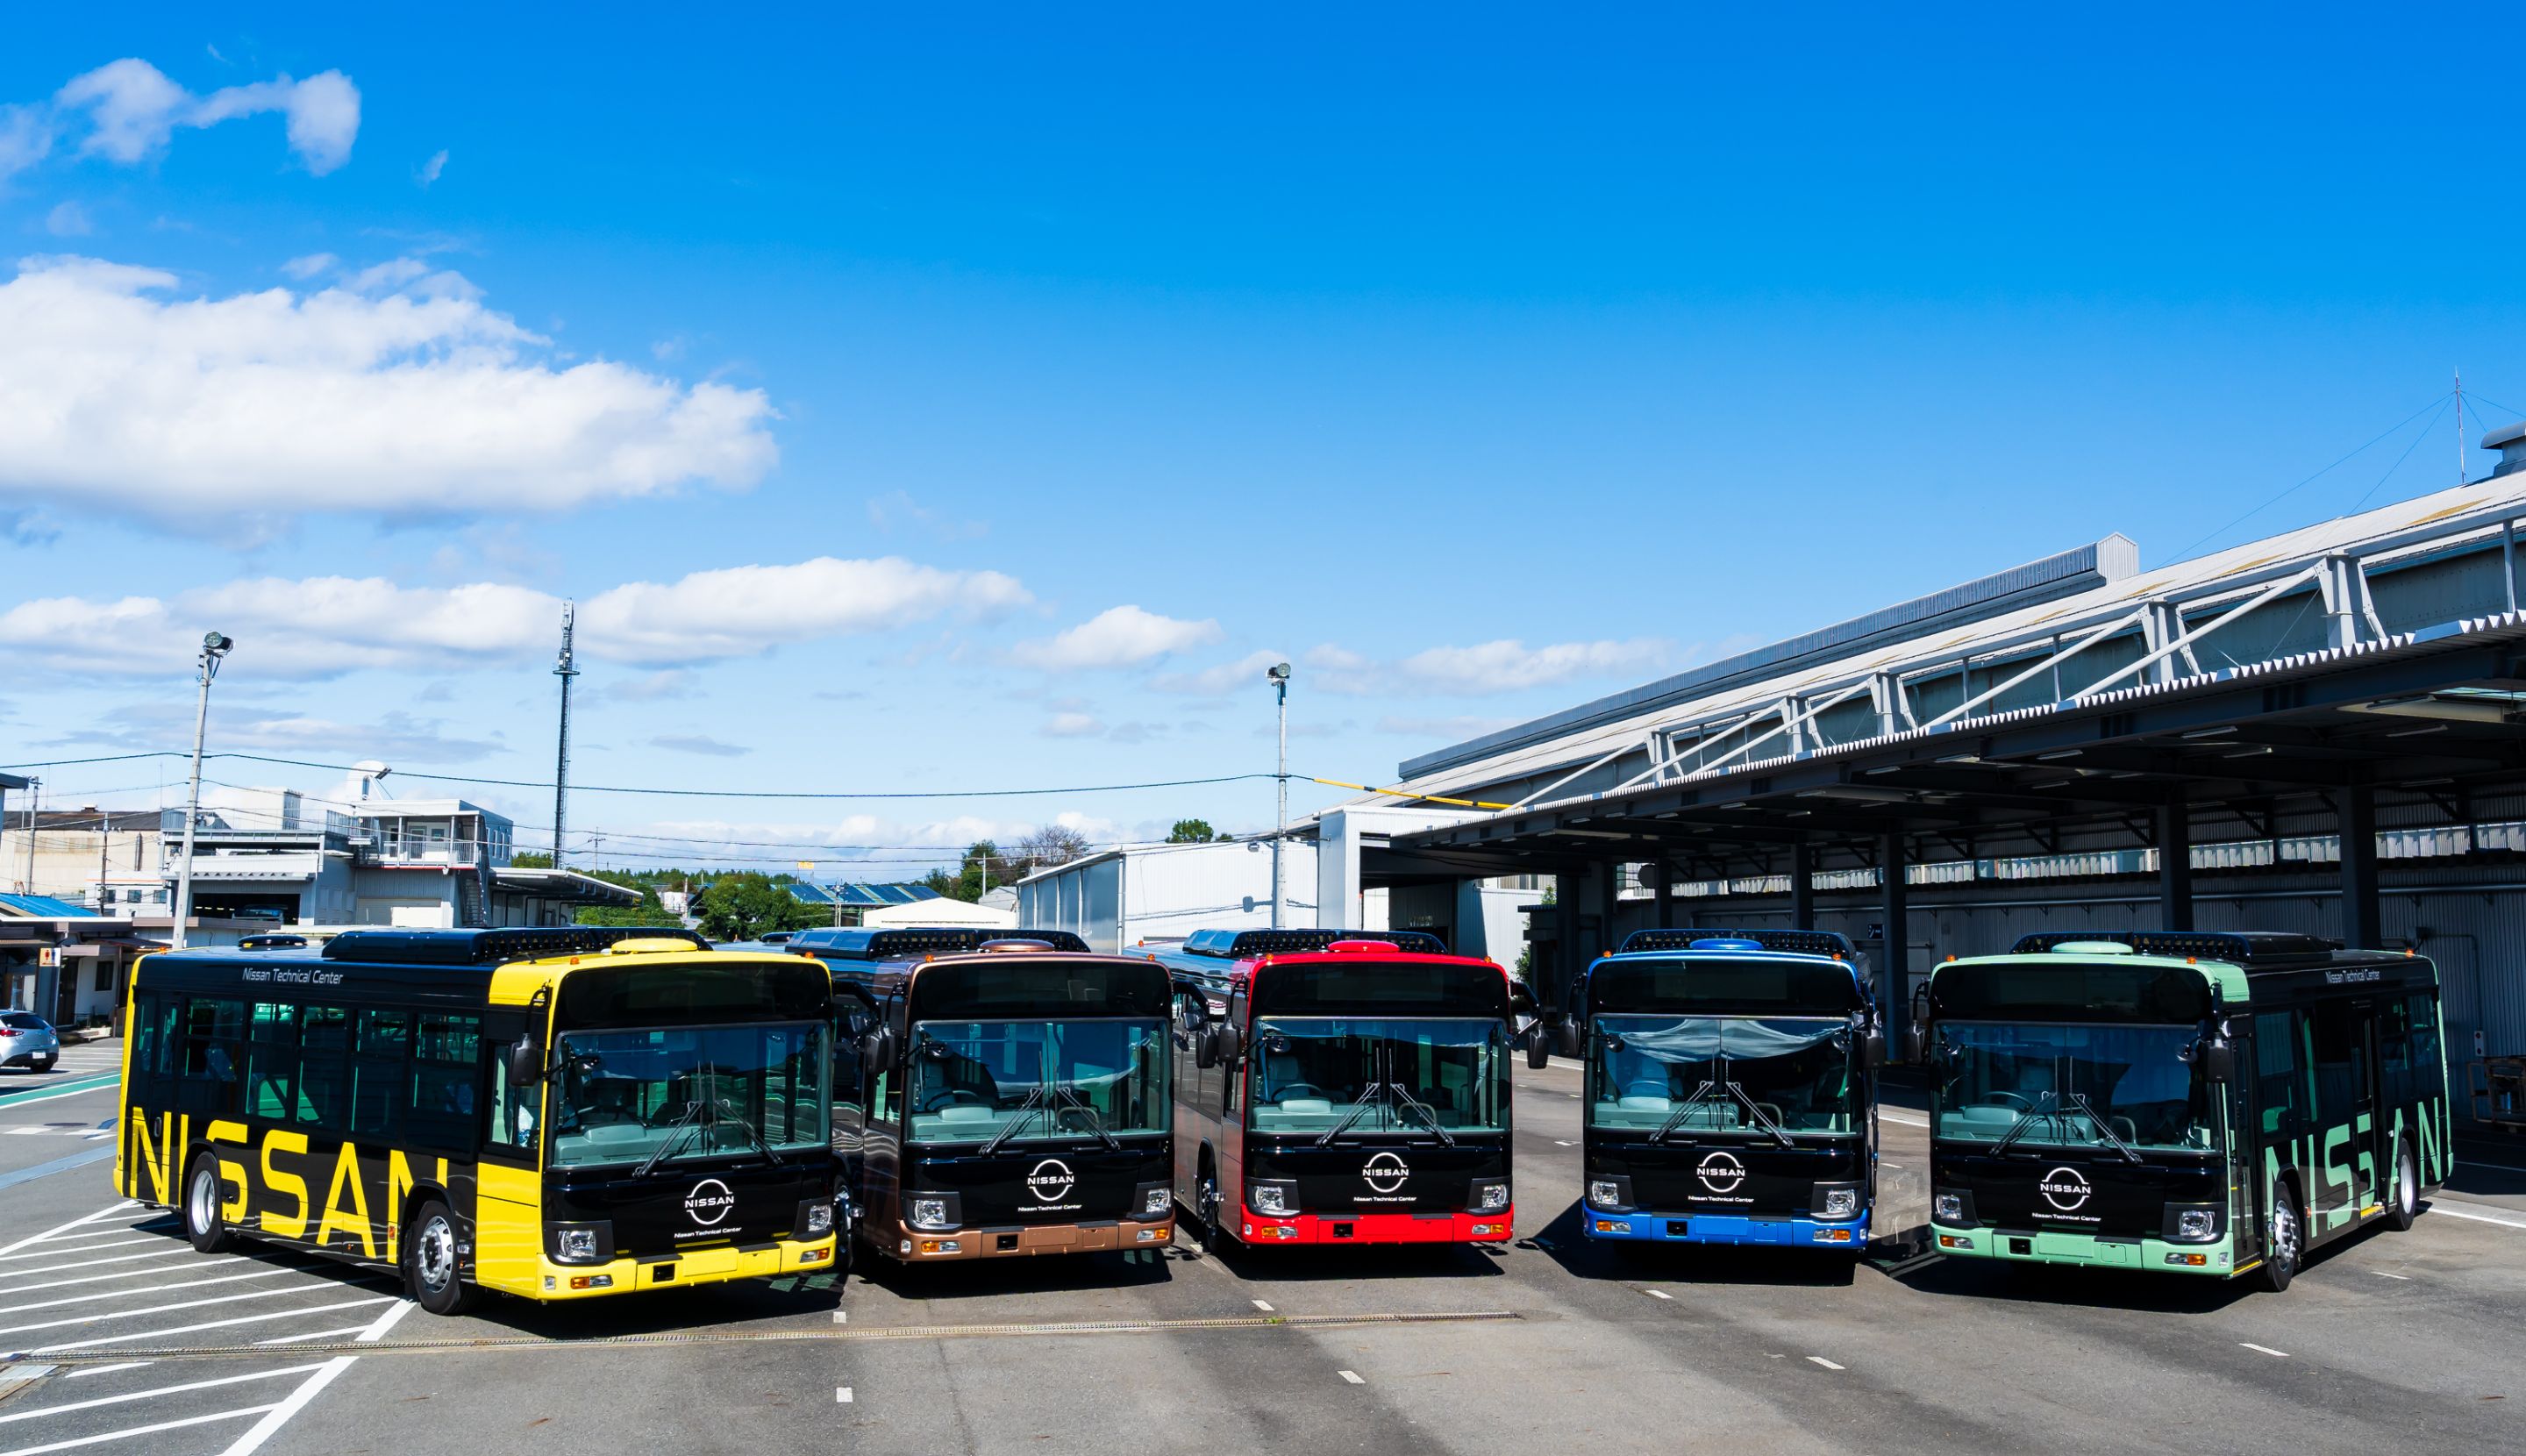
[
  {"left": 832, "top": 996, "right": 870, "bottom": 1121},
  {"left": 2408, "top": 995, "right": 2444, "bottom": 1100},
  {"left": 175, "top": 998, "right": 245, "bottom": 1118},
  {"left": 409, "top": 1012, "right": 482, "bottom": 1153},
  {"left": 2251, "top": 1010, "right": 2298, "bottom": 1138},
  {"left": 296, "top": 1006, "right": 352, "bottom": 1128},
  {"left": 246, "top": 1003, "right": 298, "bottom": 1122},
  {"left": 2308, "top": 1000, "right": 2366, "bottom": 1130},
  {"left": 354, "top": 1010, "right": 412, "bottom": 1140},
  {"left": 2379, "top": 998, "right": 2414, "bottom": 1109},
  {"left": 128, "top": 991, "right": 162, "bottom": 1089},
  {"left": 868, "top": 997, "right": 901, "bottom": 1125}
]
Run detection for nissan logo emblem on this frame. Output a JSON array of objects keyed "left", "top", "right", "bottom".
[
  {"left": 1362, "top": 1151, "right": 1410, "bottom": 1194},
  {"left": 2039, "top": 1166, "right": 2093, "bottom": 1211},
  {"left": 1026, "top": 1159, "right": 1077, "bottom": 1200},
  {"left": 1696, "top": 1151, "right": 1747, "bottom": 1193},
  {"left": 683, "top": 1177, "right": 736, "bottom": 1226}
]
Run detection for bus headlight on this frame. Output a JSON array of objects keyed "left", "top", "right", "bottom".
[
  {"left": 1814, "top": 1184, "right": 1859, "bottom": 1220},
  {"left": 807, "top": 1202, "right": 834, "bottom": 1236},
  {"left": 1136, "top": 1183, "right": 1171, "bottom": 1218},
  {"left": 1247, "top": 1182, "right": 1294, "bottom": 1217},
  {"left": 1469, "top": 1181, "right": 1510, "bottom": 1214},
  {"left": 546, "top": 1223, "right": 610, "bottom": 1265},
  {"left": 1588, "top": 1175, "right": 1633, "bottom": 1212},
  {"left": 1933, "top": 1191, "right": 1971, "bottom": 1224},
  {"left": 2167, "top": 1205, "right": 2221, "bottom": 1243},
  {"left": 909, "top": 1194, "right": 960, "bottom": 1231}
]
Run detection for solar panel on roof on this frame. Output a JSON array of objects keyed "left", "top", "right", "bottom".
[
  {"left": 1619, "top": 928, "right": 1856, "bottom": 958},
  {"left": 2008, "top": 930, "right": 2338, "bottom": 963}
]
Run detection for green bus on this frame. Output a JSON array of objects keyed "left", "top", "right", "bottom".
[{"left": 1920, "top": 931, "right": 2450, "bottom": 1291}]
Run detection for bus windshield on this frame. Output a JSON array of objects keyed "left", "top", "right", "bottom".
[
  {"left": 1588, "top": 1015, "right": 1856, "bottom": 1137},
  {"left": 548, "top": 1021, "right": 831, "bottom": 1168},
  {"left": 1932, "top": 1022, "right": 2216, "bottom": 1154},
  {"left": 907, "top": 1018, "right": 1168, "bottom": 1146},
  {"left": 1250, "top": 1017, "right": 1509, "bottom": 1138}
]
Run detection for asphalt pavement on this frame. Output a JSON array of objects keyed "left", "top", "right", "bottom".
[{"left": 0, "top": 1053, "right": 2515, "bottom": 1456}]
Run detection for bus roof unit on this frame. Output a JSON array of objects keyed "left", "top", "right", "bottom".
[
  {"left": 1178, "top": 927, "right": 1447, "bottom": 960},
  {"left": 318, "top": 925, "right": 710, "bottom": 966},
  {"left": 2007, "top": 930, "right": 2337, "bottom": 964},
  {"left": 783, "top": 925, "right": 1092, "bottom": 960},
  {"left": 1618, "top": 928, "right": 1857, "bottom": 958}
]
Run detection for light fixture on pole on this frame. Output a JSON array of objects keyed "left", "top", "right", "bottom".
[
  {"left": 1267, "top": 661, "right": 1291, "bottom": 931},
  {"left": 171, "top": 632, "right": 233, "bottom": 950}
]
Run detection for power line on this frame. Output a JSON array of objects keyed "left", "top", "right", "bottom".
[{"left": 2168, "top": 391, "right": 2452, "bottom": 563}]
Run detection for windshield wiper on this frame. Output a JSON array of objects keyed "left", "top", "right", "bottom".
[
  {"left": 981, "top": 1084, "right": 1052, "bottom": 1156},
  {"left": 634, "top": 1096, "right": 711, "bottom": 1179},
  {"left": 1648, "top": 1080, "right": 1721, "bottom": 1145},
  {"left": 1047, "top": 1081, "right": 1122, "bottom": 1152},
  {"left": 2064, "top": 1092, "right": 2143, "bottom": 1165},
  {"left": 1388, "top": 1081, "right": 1457, "bottom": 1148},
  {"left": 1314, "top": 1077, "right": 1386, "bottom": 1147},
  {"left": 1726, "top": 1083, "right": 1796, "bottom": 1149},
  {"left": 714, "top": 1106, "right": 790, "bottom": 1169},
  {"left": 1987, "top": 1090, "right": 2061, "bottom": 1158}
]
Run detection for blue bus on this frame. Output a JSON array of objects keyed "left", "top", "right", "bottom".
[{"left": 1563, "top": 929, "right": 1885, "bottom": 1253}]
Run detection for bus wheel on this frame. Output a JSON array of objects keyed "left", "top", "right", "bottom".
[
  {"left": 403, "top": 1200, "right": 477, "bottom": 1316},
  {"left": 2258, "top": 1186, "right": 2301, "bottom": 1294},
  {"left": 1196, "top": 1168, "right": 1231, "bottom": 1253},
  {"left": 183, "top": 1155, "right": 232, "bottom": 1254},
  {"left": 2387, "top": 1140, "right": 2418, "bottom": 1232}
]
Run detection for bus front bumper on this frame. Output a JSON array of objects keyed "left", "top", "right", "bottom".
[
  {"left": 534, "top": 1236, "right": 838, "bottom": 1298},
  {"left": 1238, "top": 1207, "right": 1515, "bottom": 1245},
  {"left": 891, "top": 1217, "right": 1174, "bottom": 1260},
  {"left": 1930, "top": 1223, "right": 2236, "bottom": 1274},
  {"left": 1582, "top": 1210, "right": 1866, "bottom": 1249}
]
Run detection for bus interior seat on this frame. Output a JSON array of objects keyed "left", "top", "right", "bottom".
[
  {"left": 1276, "top": 1097, "right": 1334, "bottom": 1115},
  {"left": 937, "top": 1104, "right": 995, "bottom": 1124},
  {"left": 1616, "top": 1095, "right": 1673, "bottom": 1112}
]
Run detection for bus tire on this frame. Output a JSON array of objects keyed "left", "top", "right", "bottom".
[
  {"left": 2386, "top": 1138, "right": 2418, "bottom": 1232},
  {"left": 1196, "top": 1164, "right": 1232, "bottom": 1254},
  {"left": 403, "top": 1199, "right": 477, "bottom": 1316},
  {"left": 2257, "top": 1182, "right": 2301, "bottom": 1294},
  {"left": 182, "top": 1153, "right": 232, "bottom": 1254}
]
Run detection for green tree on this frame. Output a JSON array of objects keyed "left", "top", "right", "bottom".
[
  {"left": 692, "top": 873, "right": 826, "bottom": 941},
  {"left": 510, "top": 850, "right": 555, "bottom": 868},
  {"left": 576, "top": 889, "right": 683, "bottom": 929},
  {"left": 1166, "top": 818, "right": 1232, "bottom": 843},
  {"left": 927, "top": 840, "right": 1024, "bottom": 903}
]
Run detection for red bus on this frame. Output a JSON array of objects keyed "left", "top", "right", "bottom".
[{"left": 1157, "top": 930, "right": 1537, "bottom": 1248}]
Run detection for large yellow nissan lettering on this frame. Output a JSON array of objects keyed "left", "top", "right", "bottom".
[
  {"left": 260, "top": 1130, "right": 311, "bottom": 1238},
  {"left": 207, "top": 1119, "right": 250, "bottom": 1222},
  {"left": 316, "top": 1142, "right": 376, "bottom": 1257},
  {"left": 127, "top": 1109, "right": 172, "bottom": 1204},
  {"left": 387, "top": 1150, "right": 447, "bottom": 1242}
]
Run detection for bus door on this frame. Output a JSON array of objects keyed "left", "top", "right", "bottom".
[
  {"left": 1220, "top": 990, "right": 1248, "bottom": 1191},
  {"left": 476, "top": 1008, "right": 542, "bottom": 1294},
  {"left": 2306, "top": 998, "right": 2377, "bottom": 1228},
  {"left": 832, "top": 988, "right": 880, "bottom": 1190},
  {"left": 1169, "top": 985, "right": 1213, "bottom": 1200}
]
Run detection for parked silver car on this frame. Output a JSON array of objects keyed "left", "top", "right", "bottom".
[{"left": 0, "top": 1011, "right": 60, "bottom": 1073}]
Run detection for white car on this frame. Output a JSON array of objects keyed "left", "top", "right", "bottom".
[{"left": 0, "top": 1011, "right": 61, "bottom": 1074}]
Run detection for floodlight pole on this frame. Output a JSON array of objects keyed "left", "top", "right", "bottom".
[
  {"left": 171, "top": 633, "right": 232, "bottom": 949},
  {"left": 1269, "top": 664, "right": 1291, "bottom": 930},
  {"left": 552, "top": 602, "right": 578, "bottom": 867}
]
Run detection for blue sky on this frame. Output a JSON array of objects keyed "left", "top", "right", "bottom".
[{"left": 4, "top": 6, "right": 2524, "bottom": 874}]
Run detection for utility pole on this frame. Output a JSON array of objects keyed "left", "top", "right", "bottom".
[
  {"left": 1267, "top": 661, "right": 1292, "bottom": 930},
  {"left": 18, "top": 777, "right": 39, "bottom": 896},
  {"left": 171, "top": 632, "right": 234, "bottom": 949},
  {"left": 2456, "top": 367, "right": 2465, "bottom": 488},
  {"left": 552, "top": 602, "right": 579, "bottom": 868}
]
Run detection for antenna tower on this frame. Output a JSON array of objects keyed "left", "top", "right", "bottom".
[{"left": 553, "top": 601, "right": 579, "bottom": 867}]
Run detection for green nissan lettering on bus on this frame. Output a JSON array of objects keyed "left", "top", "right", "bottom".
[
  {"left": 1919, "top": 931, "right": 2451, "bottom": 1291},
  {"left": 118, "top": 927, "right": 840, "bottom": 1314}
]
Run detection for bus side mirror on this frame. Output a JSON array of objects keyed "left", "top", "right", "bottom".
[
  {"left": 505, "top": 1037, "right": 543, "bottom": 1088},
  {"left": 1861, "top": 1030, "right": 1887, "bottom": 1071},
  {"left": 1556, "top": 1019, "right": 1583, "bottom": 1060},
  {"left": 1524, "top": 1023, "right": 1551, "bottom": 1071},
  {"left": 1195, "top": 1027, "right": 1219, "bottom": 1071},
  {"left": 1215, "top": 1023, "right": 1244, "bottom": 1066},
  {"left": 2197, "top": 1041, "right": 2236, "bottom": 1082},
  {"left": 860, "top": 1026, "right": 896, "bottom": 1072},
  {"left": 1901, "top": 1029, "right": 1923, "bottom": 1064}
]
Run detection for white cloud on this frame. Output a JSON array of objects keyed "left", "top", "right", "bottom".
[
  {"left": 1150, "top": 648, "right": 1288, "bottom": 699},
  {"left": 866, "top": 488, "right": 988, "bottom": 541},
  {"left": 42, "top": 201, "right": 90, "bottom": 236},
  {"left": 1374, "top": 714, "right": 1524, "bottom": 740},
  {"left": 1316, "top": 638, "right": 1674, "bottom": 696},
  {"left": 650, "top": 733, "right": 749, "bottom": 758},
  {"left": 0, "top": 103, "right": 53, "bottom": 181},
  {"left": 0, "top": 556, "right": 1033, "bottom": 677},
  {"left": 0, "top": 253, "right": 777, "bottom": 521},
  {"left": 279, "top": 252, "right": 338, "bottom": 280},
  {"left": 1040, "top": 711, "right": 1106, "bottom": 738},
  {"left": 417, "top": 148, "right": 446, "bottom": 187},
  {"left": 1013, "top": 605, "right": 1224, "bottom": 673},
  {"left": 46, "top": 60, "right": 360, "bottom": 175}
]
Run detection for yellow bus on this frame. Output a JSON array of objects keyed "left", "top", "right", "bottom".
[{"left": 119, "top": 927, "right": 838, "bottom": 1314}]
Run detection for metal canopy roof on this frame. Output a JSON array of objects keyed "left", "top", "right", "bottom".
[{"left": 787, "top": 881, "right": 944, "bottom": 908}]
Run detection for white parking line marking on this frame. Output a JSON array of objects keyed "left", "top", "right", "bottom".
[
  {"left": 60, "top": 1364, "right": 148, "bottom": 1381},
  {"left": 1643, "top": 1288, "right": 1673, "bottom": 1300},
  {"left": 31, "top": 1295, "right": 394, "bottom": 1354},
  {"left": 1553, "top": 1140, "right": 1574, "bottom": 1147},
  {"left": 11, "top": 1258, "right": 249, "bottom": 1297},
  {"left": 0, "top": 1268, "right": 291, "bottom": 1317},
  {"left": 0, "top": 1251, "right": 191, "bottom": 1278},
  {"left": 356, "top": 1301, "right": 414, "bottom": 1345},
  {"left": 0, "top": 1406, "right": 281, "bottom": 1455},
  {"left": 1251, "top": 1300, "right": 1273, "bottom": 1312},
  {"left": 2239, "top": 1343, "right": 2288, "bottom": 1359},
  {"left": 2429, "top": 1203, "right": 2526, "bottom": 1231},
  {"left": 2373, "top": 1272, "right": 2410, "bottom": 1280},
  {"left": 1338, "top": 1370, "right": 1365, "bottom": 1385},
  {"left": 254, "top": 1325, "right": 373, "bottom": 1347},
  {"left": 0, "top": 1239, "right": 167, "bottom": 1264},
  {"left": 1807, "top": 1356, "right": 1844, "bottom": 1370},
  {"left": 1879, "top": 1110, "right": 1930, "bottom": 1127},
  {"left": 0, "top": 1364, "right": 328, "bottom": 1427},
  {"left": 832, "top": 1310, "right": 847, "bottom": 1324},
  {"left": 837, "top": 1388, "right": 853, "bottom": 1403},
  {"left": 2457, "top": 1159, "right": 2526, "bottom": 1174},
  {"left": 0, "top": 1206, "right": 139, "bottom": 1263},
  {"left": 210, "top": 1363, "right": 348, "bottom": 1456},
  {"left": 1, "top": 1280, "right": 392, "bottom": 1338}
]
